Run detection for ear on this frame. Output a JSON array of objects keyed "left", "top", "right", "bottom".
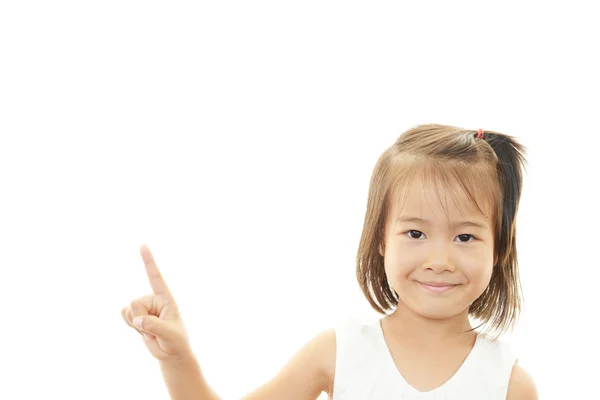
[{"left": 379, "top": 242, "right": 384, "bottom": 257}]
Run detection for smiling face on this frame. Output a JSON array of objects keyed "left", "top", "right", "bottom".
[{"left": 379, "top": 175, "right": 496, "bottom": 321}]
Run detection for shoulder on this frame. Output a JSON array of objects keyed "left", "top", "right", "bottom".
[
  {"left": 274, "top": 327, "right": 337, "bottom": 396},
  {"left": 288, "top": 318, "right": 371, "bottom": 395},
  {"left": 506, "top": 362, "right": 538, "bottom": 400},
  {"left": 315, "top": 328, "right": 337, "bottom": 395},
  {"left": 474, "top": 335, "right": 537, "bottom": 398},
  {"left": 292, "top": 327, "right": 337, "bottom": 395},
  {"left": 241, "top": 327, "right": 337, "bottom": 399}
]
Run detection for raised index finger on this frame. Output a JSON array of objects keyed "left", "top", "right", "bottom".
[{"left": 140, "top": 244, "right": 170, "bottom": 295}]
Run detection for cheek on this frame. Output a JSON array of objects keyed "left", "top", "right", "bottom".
[
  {"left": 383, "top": 242, "right": 421, "bottom": 278},
  {"left": 462, "top": 249, "right": 495, "bottom": 288},
  {"left": 464, "top": 262, "right": 493, "bottom": 283}
]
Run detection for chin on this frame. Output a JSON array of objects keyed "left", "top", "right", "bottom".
[
  {"left": 405, "top": 297, "right": 470, "bottom": 320},
  {"left": 416, "top": 306, "right": 463, "bottom": 320}
]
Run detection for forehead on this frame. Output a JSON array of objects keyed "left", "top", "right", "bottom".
[{"left": 390, "top": 173, "right": 494, "bottom": 223}]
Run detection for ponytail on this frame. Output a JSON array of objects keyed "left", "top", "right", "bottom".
[
  {"left": 470, "top": 130, "right": 528, "bottom": 338},
  {"left": 483, "top": 132, "right": 527, "bottom": 263}
]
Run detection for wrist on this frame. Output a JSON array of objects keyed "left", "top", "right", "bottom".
[
  {"left": 159, "top": 351, "right": 217, "bottom": 400},
  {"left": 160, "top": 350, "right": 198, "bottom": 369}
]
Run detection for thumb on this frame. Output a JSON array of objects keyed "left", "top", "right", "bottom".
[{"left": 132, "top": 315, "right": 172, "bottom": 339}]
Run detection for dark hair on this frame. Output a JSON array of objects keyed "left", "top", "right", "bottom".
[{"left": 356, "top": 124, "right": 527, "bottom": 340}]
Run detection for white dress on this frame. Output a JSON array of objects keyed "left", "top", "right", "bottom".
[{"left": 332, "top": 317, "right": 517, "bottom": 399}]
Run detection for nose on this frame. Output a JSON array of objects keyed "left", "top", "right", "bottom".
[{"left": 423, "top": 241, "right": 456, "bottom": 273}]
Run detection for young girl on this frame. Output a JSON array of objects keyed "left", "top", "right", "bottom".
[{"left": 121, "top": 124, "right": 538, "bottom": 399}]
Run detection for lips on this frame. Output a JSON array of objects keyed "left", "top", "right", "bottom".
[
  {"left": 419, "top": 281, "right": 458, "bottom": 287},
  {"left": 417, "top": 281, "right": 460, "bottom": 293}
]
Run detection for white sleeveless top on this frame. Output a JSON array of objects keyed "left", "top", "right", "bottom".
[{"left": 332, "top": 317, "right": 517, "bottom": 400}]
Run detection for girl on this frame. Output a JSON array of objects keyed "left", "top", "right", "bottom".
[{"left": 121, "top": 124, "right": 538, "bottom": 399}]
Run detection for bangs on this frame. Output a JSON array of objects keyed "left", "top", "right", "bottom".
[{"left": 389, "top": 158, "right": 501, "bottom": 226}]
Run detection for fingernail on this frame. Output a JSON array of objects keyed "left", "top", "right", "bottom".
[{"left": 133, "top": 316, "right": 143, "bottom": 330}]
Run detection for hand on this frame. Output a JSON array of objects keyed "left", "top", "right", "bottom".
[{"left": 121, "top": 244, "right": 192, "bottom": 361}]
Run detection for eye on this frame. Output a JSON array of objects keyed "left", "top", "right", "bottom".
[
  {"left": 455, "top": 234, "right": 476, "bottom": 243},
  {"left": 406, "top": 230, "right": 425, "bottom": 239},
  {"left": 405, "top": 230, "right": 477, "bottom": 243}
]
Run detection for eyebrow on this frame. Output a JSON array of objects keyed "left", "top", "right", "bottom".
[{"left": 395, "top": 217, "right": 489, "bottom": 230}]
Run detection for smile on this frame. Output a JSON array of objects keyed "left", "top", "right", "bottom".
[{"left": 417, "top": 281, "right": 460, "bottom": 293}]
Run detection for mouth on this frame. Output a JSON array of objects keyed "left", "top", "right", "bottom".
[{"left": 417, "top": 281, "right": 460, "bottom": 293}]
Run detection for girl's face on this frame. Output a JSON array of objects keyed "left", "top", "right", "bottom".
[{"left": 380, "top": 179, "right": 495, "bottom": 320}]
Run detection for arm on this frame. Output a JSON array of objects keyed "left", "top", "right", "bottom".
[
  {"left": 241, "top": 328, "right": 337, "bottom": 400},
  {"left": 159, "top": 354, "right": 222, "bottom": 400},
  {"left": 506, "top": 362, "right": 538, "bottom": 400},
  {"left": 123, "top": 245, "right": 336, "bottom": 400},
  {"left": 155, "top": 328, "right": 336, "bottom": 400}
]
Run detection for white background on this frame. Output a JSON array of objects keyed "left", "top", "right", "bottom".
[{"left": 1, "top": 1, "right": 598, "bottom": 399}]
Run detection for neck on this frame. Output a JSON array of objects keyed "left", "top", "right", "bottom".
[{"left": 384, "top": 300, "right": 475, "bottom": 344}]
